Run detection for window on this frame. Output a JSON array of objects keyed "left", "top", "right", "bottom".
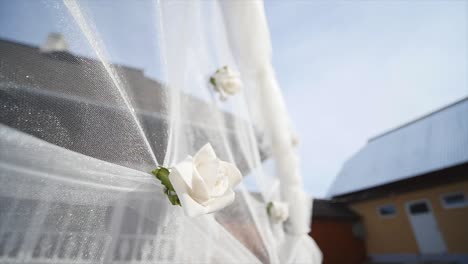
[
  {"left": 409, "top": 202, "right": 430, "bottom": 215},
  {"left": 441, "top": 192, "right": 468, "bottom": 209},
  {"left": 377, "top": 204, "right": 396, "bottom": 217}
]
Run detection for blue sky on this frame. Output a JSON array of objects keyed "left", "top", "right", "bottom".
[
  {"left": 265, "top": 1, "right": 468, "bottom": 197},
  {"left": 1, "top": 0, "right": 467, "bottom": 197}
]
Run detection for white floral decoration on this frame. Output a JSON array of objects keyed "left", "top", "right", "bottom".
[
  {"left": 267, "top": 201, "right": 289, "bottom": 224},
  {"left": 210, "top": 66, "right": 242, "bottom": 100},
  {"left": 152, "top": 143, "right": 242, "bottom": 217},
  {"left": 291, "top": 133, "right": 300, "bottom": 147}
]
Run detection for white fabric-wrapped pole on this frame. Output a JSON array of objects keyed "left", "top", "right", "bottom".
[
  {"left": 220, "top": 1, "right": 321, "bottom": 263},
  {"left": 257, "top": 66, "right": 311, "bottom": 234},
  {"left": 220, "top": 0, "right": 309, "bottom": 235}
]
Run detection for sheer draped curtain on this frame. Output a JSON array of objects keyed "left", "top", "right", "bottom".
[{"left": 0, "top": 0, "right": 322, "bottom": 263}]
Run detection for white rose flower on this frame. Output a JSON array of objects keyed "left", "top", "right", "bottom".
[
  {"left": 267, "top": 201, "right": 289, "bottom": 224},
  {"left": 169, "top": 143, "right": 242, "bottom": 217},
  {"left": 210, "top": 66, "right": 242, "bottom": 100}
]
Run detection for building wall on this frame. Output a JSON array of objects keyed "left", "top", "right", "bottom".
[
  {"left": 351, "top": 179, "right": 468, "bottom": 255},
  {"left": 310, "top": 219, "right": 366, "bottom": 264}
]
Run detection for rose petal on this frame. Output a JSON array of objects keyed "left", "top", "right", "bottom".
[
  {"left": 190, "top": 167, "right": 210, "bottom": 202},
  {"left": 193, "top": 143, "right": 217, "bottom": 163},
  {"left": 171, "top": 157, "right": 194, "bottom": 189},
  {"left": 202, "top": 189, "right": 235, "bottom": 214},
  {"left": 222, "top": 78, "right": 242, "bottom": 95},
  {"left": 195, "top": 157, "right": 218, "bottom": 184},
  {"left": 179, "top": 193, "right": 207, "bottom": 217},
  {"left": 169, "top": 167, "right": 189, "bottom": 197},
  {"left": 193, "top": 144, "right": 226, "bottom": 198},
  {"left": 270, "top": 201, "right": 289, "bottom": 223},
  {"left": 219, "top": 161, "right": 242, "bottom": 188},
  {"left": 196, "top": 159, "right": 229, "bottom": 197}
]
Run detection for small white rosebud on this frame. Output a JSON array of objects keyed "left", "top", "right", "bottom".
[
  {"left": 210, "top": 66, "right": 242, "bottom": 99},
  {"left": 268, "top": 201, "right": 289, "bottom": 224}
]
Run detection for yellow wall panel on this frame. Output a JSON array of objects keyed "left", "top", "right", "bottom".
[{"left": 351, "top": 180, "right": 468, "bottom": 255}]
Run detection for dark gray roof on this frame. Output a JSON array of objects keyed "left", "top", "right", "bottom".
[
  {"left": 329, "top": 97, "right": 468, "bottom": 197},
  {"left": 312, "top": 199, "right": 359, "bottom": 220},
  {"left": 0, "top": 37, "right": 267, "bottom": 172}
]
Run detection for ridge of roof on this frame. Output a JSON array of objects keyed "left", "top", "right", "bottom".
[
  {"left": 0, "top": 37, "right": 145, "bottom": 75},
  {"left": 0, "top": 37, "right": 43, "bottom": 50},
  {"left": 369, "top": 96, "right": 468, "bottom": 142}
]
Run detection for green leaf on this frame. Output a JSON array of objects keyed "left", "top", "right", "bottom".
[
  {"left": 168, "top": 194, "right": 181, "bottom": 206},
  {"left": 152, "top": 167, "right": 181, "bottom": 207},
  {"left": 159, "top": 170, "right": 174, "bottom": 192},
  {"left": 157, "top": 167, "right": 170, "bottom": 179},
  {"left": 266, "top": 202, "right": 273, "bottom": 215},
  {"left": 151, "top": 168, "right": 160, "bottom": 178},
  {"left": 152, "top": 167, "right": 175, "bottom": 192},
  {"left": 210, "top": 77, "right": 216, "bottom": 87}
]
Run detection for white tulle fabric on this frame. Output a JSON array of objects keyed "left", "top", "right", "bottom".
[{"left": 0, "top": 0, "right": 321, "bottom": 263}]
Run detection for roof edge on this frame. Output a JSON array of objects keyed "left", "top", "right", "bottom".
[
  {"left": 0, "top": 36, "right": 146, "bottom": 76},
  {"left": 369, "top": 96, "right": 468, "bottom": 142},
  {"left": 331, "top": 161, "right": 468, "bottom": 203}
]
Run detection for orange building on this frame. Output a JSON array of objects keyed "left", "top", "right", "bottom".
[{"left": 328, "top": 97, "right": 468, "bottom": 264}]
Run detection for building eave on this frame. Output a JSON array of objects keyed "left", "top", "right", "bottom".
[{"left": 332, "top": 161, "right": 468, "bottom": 203}]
